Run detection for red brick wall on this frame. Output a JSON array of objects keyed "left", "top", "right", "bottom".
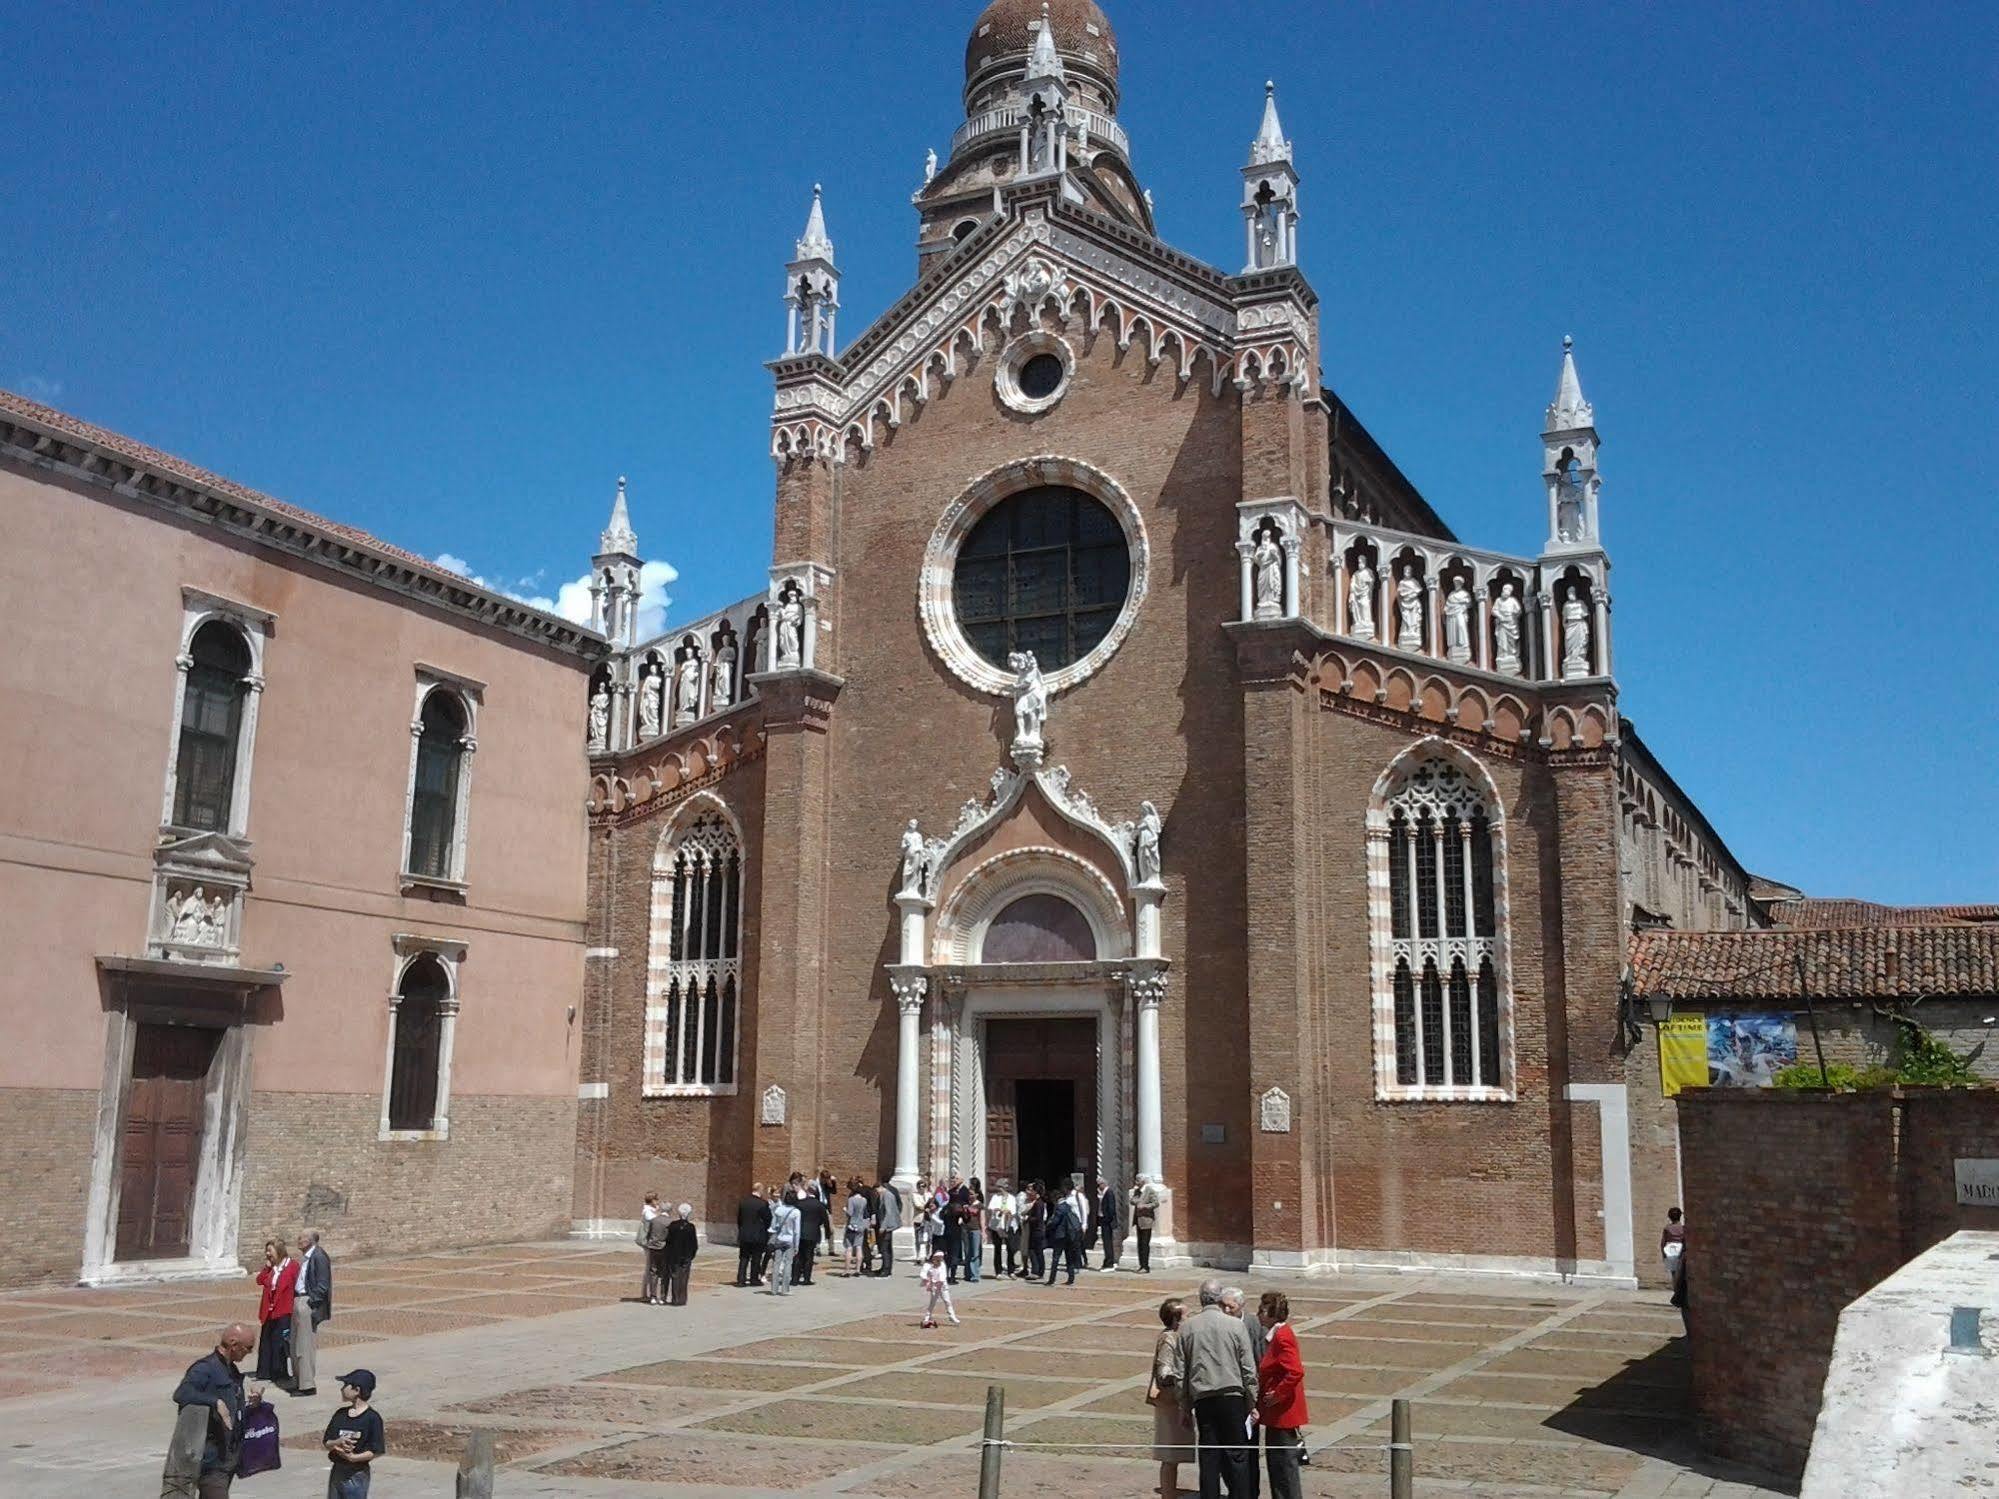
[{"left": 1676, "top": 1087, "right": 1999, "bottom": 1478}]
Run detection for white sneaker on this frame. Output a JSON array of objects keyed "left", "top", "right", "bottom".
[{"left": 949, "top": 1314, "right": 961, "bottom": 1325}]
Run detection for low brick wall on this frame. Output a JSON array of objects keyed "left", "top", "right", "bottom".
[{"left": 1676, "top": 1087, "right": 1999, "bottom": 1479}]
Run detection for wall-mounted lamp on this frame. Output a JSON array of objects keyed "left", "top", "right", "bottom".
[{"left": 1645, "top": 994, "right": 1673, "bottom": 1024}]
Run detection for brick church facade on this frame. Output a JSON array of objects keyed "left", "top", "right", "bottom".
[
  {"left": 6, "top": 0, "right": 1989, "bottom": 1293},
  {"left": 570, "top": 0, "right": 1747, "bottom": 1282}
]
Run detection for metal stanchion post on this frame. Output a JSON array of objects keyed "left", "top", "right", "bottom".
[
  {"left": 1390, "top": 1397, "right": 1412, "bottom": 1499},
  {"left": 978, "top": 1384, "right": 1006, "bottom": 1499}
]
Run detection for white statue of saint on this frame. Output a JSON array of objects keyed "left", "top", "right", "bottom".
[
  {"left": 588, "top": 681, "right": 610, "bottom": 751},
  {"left": 710, "top": 643, "right": 736, "bottom": 707},
  {"left": 775, "top": 591, "right": 804, "bottom": 669},
  {"left": 1443, "top": 580, "right": 1473, "bottom": 662},
  {"left": 923, "top": 147, "right": 938, "bottom": 184},
  {"left": 1251, "top": 532, "right": 1283, "bottom": 619},
  {"left": 170, "top": 886, "right": 206, "bottom": 944},
  {"left": 1133, "top": 800, "right": 1163, "bottom": 885},
  {"left": 1556, "top": 466, "right": 1584, "bottom": 543},
  {"left": 674, "top": 651, "right": 703, "bottom": 726},
  {"left": 1561, "top": 594, "right": 1591, "bottom": 677},
  {"left": 638, "top": 669, "right": 663, "bottom": 740},
  {"left": 1348, "top": 560, "right": 1376, "bottom": 640},
  {"left": 204, "top": 892, "right": 226, "bottom": 944},
  {"left": 898, "top": 818, "right": 927, "bottom": 896},
  {"left": 1395, "top": 566, "right": 1424, "bottom": 649},
  {"left": 1007, "top": 650, "right": 1048, "bottom": 761},
  {"left": 1492, "top": 583, "right": 1524, "bottom": 675}
]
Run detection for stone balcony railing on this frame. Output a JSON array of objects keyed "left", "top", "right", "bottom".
[{"left": 951, "top": 103, "right": 1129, "bottom": 160}]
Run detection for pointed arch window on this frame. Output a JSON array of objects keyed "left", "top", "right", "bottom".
[
  {"left": 171, "top": 620, "right": 254, "bottom": 832},
  {"left": 1375, "top": 757, "right": 1512, "bottom": 1100},
  {"left": 380, "top": 939, "right": 463, "bottom": 1139},
  {"left": 645, "top": 809, "right": 745, "bottom": 1095},
  {"left": 400, "top": 671, "right": 480, "bottom": 889}
]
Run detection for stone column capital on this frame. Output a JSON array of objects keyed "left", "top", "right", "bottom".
[{"left": 889, "top": 972, "right": 928, "bottom": 1014}]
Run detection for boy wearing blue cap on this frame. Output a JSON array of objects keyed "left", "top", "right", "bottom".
[{"left": 322, "top": 1369, "right": 385, "bottom": 1497}]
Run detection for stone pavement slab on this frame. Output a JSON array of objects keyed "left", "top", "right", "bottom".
[{"left": 0, "top": 1241, "right": 1795, "bottom": 1498}]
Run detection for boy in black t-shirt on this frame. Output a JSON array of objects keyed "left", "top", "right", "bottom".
[{"left": 323, "top": 1368, "right": 385, "bottom": 1497}]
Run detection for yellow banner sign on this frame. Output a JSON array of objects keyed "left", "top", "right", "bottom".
[{"left": 1659, "top": 1013, "right": 1708, "bottom": 1098}]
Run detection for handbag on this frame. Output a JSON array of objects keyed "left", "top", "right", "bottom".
[{"left": 236, "top": 1397, "right": 282, "bottom": 1478}]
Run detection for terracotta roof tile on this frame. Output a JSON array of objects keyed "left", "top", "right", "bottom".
[
  {"left": 1629, "top": 926, "right": 1999, "bottom": 1003},
  {"left": 1766, "top": 897, "right": 1996, "bottom": 929}
]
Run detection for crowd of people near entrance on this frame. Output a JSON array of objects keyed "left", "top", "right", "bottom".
[{"left": 670, "top": 1166, "right": 1167, "bottom": 1301}]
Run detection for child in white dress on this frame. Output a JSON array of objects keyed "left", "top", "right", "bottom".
[{"left": 920, "top": 1249, "right": 959, "bottom": 1328}]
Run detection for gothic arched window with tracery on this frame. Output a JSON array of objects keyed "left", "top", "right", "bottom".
[
  {"left": 645, "top": 810, "right": 743, "bottom": 1093},
  {"left": 1374, "top": 758, "right": 1510, "bottom": 1099}
]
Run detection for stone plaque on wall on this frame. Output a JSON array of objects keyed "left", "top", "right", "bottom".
[
  {"left": 760, "top": 1084, "right": 787, "bottom": 1127},
  {"left": 1259, "top": 1086, "right": 1292, "bottom": 1134},
  {"left": 1955, "top": 1158, "right": 1999, "bottom": 1207}
]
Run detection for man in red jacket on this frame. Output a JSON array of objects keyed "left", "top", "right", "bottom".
[{"left": 1256, "top": 1292, "right": 1309, "bottom": 1499}]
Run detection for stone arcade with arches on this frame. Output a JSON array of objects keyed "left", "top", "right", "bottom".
[{"left": 571, "top": 0, "right": 1766, "bottom": 1280}]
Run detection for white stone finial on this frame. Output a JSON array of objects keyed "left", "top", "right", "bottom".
[
  {"left": 599, "top": 474, "right": 637, "bottom": 556},
  {"left": 1546, "top": 333, "right": 1594, "bottom": 431},
  {"left": 796, "top": 183, "right": 834, "bottom": 263},
  {"left": 1250, "top": 78, "right": 1292, "bottom": 166},
  {"left": 1026, "top": 1, "right": 1065, "bottom": 80}
]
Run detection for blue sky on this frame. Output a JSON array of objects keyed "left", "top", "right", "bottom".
[{"left": 4, "top": 2, "right": 1994, "bottom": 903}]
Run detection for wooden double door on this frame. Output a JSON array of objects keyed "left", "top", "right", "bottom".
[
  {"left": 983, "top": 1017, "right": 1096, "bottom": 1192},
  {"left": 116, "top": 1023, "right": 220, "bottom": 1261}
]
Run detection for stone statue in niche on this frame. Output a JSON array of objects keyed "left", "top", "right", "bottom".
[
  {"left": 169, "top": 885, "right": 224, "bottom": 946},
  {"left": 1007, "top": 650, "right": 1047, "bottom": 762},
  {"left": 1561, "top": 593, "right": 1591, "bottom": 677},
  {"left": 1347, "top": 559, "right": 1376, "bottom": 640},
  {"left": 898, "top": 819, "right": 930, "bottom": 897},
  {"left": 1133, "top": 800, "right": 1163, "bottom": 885},
  {"left": 674, "top": 651, "right": 703, "bottom": 726},
  {"left": 710, "top": 644, "right": 736, "bottom": 708},
  {"left": 1444, "top": 580, "right": 1474, "bottom": 662},
  {"left": 1556, "top": 466, "right": 1584, "bottom": 543},
  {"left": 1492, "top": 584, "right": 1524, "bottom": 675},
  {"left": 638, "top": 668, "right": 663, "bottom": 740},
  {"left": 1395, "top": 566, "right": 1424, "bottom": 649},
  {"left": 774, "top": 589, "right": 804, "bottom": 669},
  {"left": 587, "top": 681, "right": 610, "bottom": 751},
  {"left": 1251, "top": 531, "right": 1283, "bottom": 619}
]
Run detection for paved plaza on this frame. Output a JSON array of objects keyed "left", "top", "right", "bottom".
[{"left": 0, "top": 1242, "right": 1786, "bottom": 1497}]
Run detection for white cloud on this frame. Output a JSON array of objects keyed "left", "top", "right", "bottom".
[
  {"left": 14, "top": 374, "right": 64, "bottom": 403},
  {"left": 442, "top": 551, "right": 678, "bottom": 639}
]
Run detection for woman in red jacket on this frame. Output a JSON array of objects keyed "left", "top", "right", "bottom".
[
  {"left": 254, "top": 1236, "right": 299, "bottom": 1383},
  {"left": 1256, "top": 1291, "right": 1309, "bottom": 1499}
]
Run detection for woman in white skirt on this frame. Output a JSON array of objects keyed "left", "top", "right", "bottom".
[{"left": 1149, "top": 1296, "right": 1194, "bottom": 1499}]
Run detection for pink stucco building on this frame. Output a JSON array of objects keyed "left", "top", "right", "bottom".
[{"left": 0, "top": 390, "right": 605, "bottom": 1287}]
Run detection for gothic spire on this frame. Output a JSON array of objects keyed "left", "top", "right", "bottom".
[
  {"left": 795, "top": 183, "right": 834, "bottom": 264},
  {"left": 1249, "top": 80, "right": 1291, "bottom": 166},
  {"left": 1025, "top": 2, "right": 1065, "bottom": 82},
  {"left": 1545, "top": 334, "right": 1594, "bottom": 432},
  {"left": 598, "top": 475, "right": 638, "bottom": 557}
]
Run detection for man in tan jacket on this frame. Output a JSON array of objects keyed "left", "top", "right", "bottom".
[{"left": 1177, "top": 1278, "right": 1260, "bottom": 1498}]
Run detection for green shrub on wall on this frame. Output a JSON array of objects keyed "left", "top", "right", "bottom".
[{"left": 1768, "top": 1020, "right": 1981, "bottom": 1091}]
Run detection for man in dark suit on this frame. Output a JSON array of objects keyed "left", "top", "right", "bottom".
[
  {"left": 735, "top": 1185, "right": 771, "bottom": 1287},
  {"left": 794, "top": 1184, "right": 828, "bottom": 1285},
  {"left": 1095, "top": 1177, "right": 1121, "bottom": 1271},
  {"left": 290, "top": 1230, "right": 332, "bottom": 1397}
]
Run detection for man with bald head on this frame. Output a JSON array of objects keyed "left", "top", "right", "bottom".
[{"left": 171, "top": 1323, "right": 255, "bottom": 1495}]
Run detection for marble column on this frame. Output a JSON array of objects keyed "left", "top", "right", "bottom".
[
  {"left": 1281, "top": 537, "right": 1301, "bottom": 619},
  {"left": 889, "top": 973, "right": 926, "bottom": 1190},
  {"left": 1131, "top": 970, "right": 1166, "bottom": 1186},
  {"left": 1235, "top": 541, "right": 1254, "bottom": 623}
]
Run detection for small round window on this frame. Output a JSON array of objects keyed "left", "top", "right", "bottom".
[
  {"left": 995, "top": 334, "right": 1073, "bottom": 415},
  {"left": 1017, "top": 353, "right": 1064, "bottom": 399},
  {"left": 952, "top": 485, "right": 1131, "bottom": 673}
]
